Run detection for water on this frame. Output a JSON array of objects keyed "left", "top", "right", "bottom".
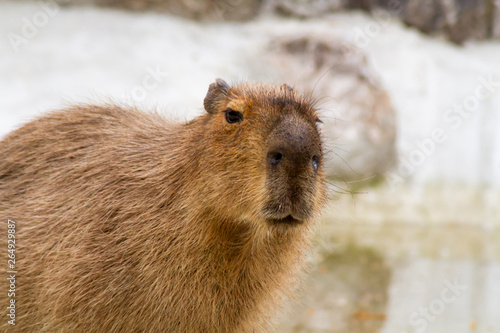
[{"left": 279, "top": 185, "right": 500, "bottom": 332}]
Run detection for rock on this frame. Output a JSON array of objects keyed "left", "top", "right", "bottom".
[
  {"left": 401, "top": 0, "right": 495, "bottom": 44},
  {"left": 371, "top": 0, "right": 498, "bottom": 43},
  {"left": 267, "top": 36, "right": 397, "bottom": 182},
  {"left": 266, "top": 0, "right": 500, "bottom": 43},
  {"left": 57, "top": 0, "right": 262, "bottom": 21},
  {"left": 262, "top": 0, "right": 345, "bottom": 18},
  {"left": 494, "top": 0, "right": 500, "bottom": 38},
  {"left": 33, "top": 0, "right": 500, "bottom": 42},
  {"left": 352, "top": 0, "right": 500, "bottom": 44}
]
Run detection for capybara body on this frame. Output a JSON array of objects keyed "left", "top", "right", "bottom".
[{"left": 0, "top": 80, "right": 326, "bottom": 332}]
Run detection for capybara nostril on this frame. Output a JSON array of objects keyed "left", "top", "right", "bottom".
[{"left": 267, "top": 151, "right": 283, "bottom": 167}]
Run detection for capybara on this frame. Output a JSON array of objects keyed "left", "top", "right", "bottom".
[{"left": 0, "top": 79, "right": 327, "bottom": 332}]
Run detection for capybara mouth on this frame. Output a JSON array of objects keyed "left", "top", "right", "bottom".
[
  {"left": 267, "top": 215, "right": 303, "bottom": 226},
  {"left": 263, "top": 196, "right": 313, "bottom": 226}
]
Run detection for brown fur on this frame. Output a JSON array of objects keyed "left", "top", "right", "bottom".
[{"left": 0, "top": 80, "right": 327, "bottom": 332}]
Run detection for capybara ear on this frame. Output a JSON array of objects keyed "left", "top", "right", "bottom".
[{"left": 204, "top": 78, "right": 230, "bottom": 114}]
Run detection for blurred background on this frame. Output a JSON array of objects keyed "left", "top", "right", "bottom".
[{"left": 1, "top": 0, "right": 499, "bottom": 332}]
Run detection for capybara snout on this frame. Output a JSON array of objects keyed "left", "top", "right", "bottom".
[{"left": 264, "top": 113, "right": 322, "bottom": 224}]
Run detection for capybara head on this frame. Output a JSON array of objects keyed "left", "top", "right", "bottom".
[{"left": 200, "top": 79, "right": 327, "bottom": 231}]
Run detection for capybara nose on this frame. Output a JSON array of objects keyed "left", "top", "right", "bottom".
[{"left": 267, "top": 115, "right": 321, "bottom": 176}]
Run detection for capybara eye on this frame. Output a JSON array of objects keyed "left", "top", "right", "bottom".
[
  {"left": 224, "top": 109, "right": 243, "bottom": 124},
  {"left": 312, "top": 155, "right": 320, "bottom": 172}
]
